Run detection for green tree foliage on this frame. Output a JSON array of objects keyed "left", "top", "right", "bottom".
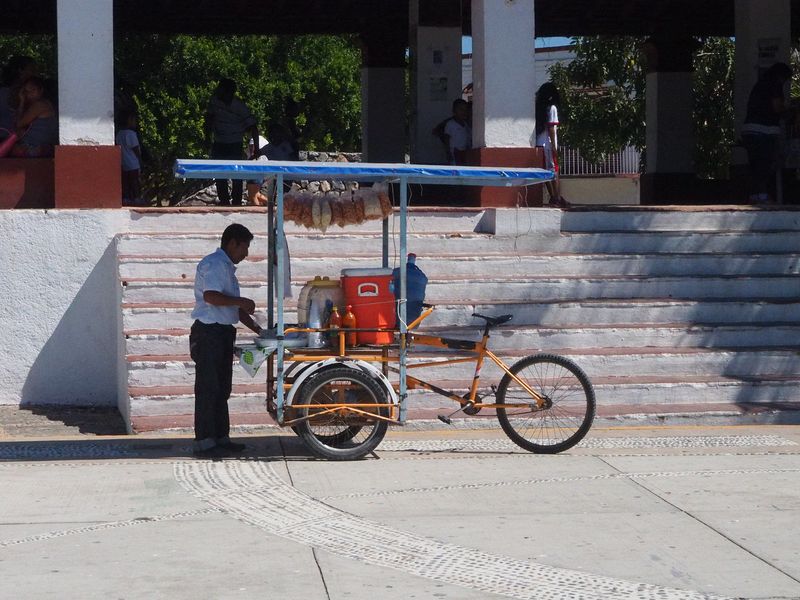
[
  {"left": 548, "top": 36, "right": 735, "bottom": 178},
  {"left": 2, "top": 34, "right": 362, "bottom": 202},
  {"left": 548, "top": 37, "right": 646, "bottom": 164},
  {"left": 115, "top": 34, "right": 362, "bottom": 201}
]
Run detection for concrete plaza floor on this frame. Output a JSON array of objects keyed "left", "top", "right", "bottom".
[{"left": 1, "top": 423, "right": 799, "bottom": 600}]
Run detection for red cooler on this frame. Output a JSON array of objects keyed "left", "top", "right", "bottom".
[{"left": 340, "top": 268, "right": 396, "bottom": 345}]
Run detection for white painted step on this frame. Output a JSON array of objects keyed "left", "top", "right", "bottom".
[
  {"left": 127, "top": 377, "right": 800, "bottom": 418},
  {"left": 561, "top": 208, "right": 800, "bottom": 233},
  {"left": 125, "top": 320, "right": 800, "bottom": 355},
  {"left": 125, "top": 348, "right": 800, "bottom": 388},
  {"left": 118, "top": 252, "right": 800, "bottom": 280},
  {"left": 121, "top": 299, "right": 800, "bottom": 331},
  {"left": 117, "top": 229, "right": 800, "bottom": 257},
  {"left": 120, "top": 275, "right": 800, "bottom": 304}
]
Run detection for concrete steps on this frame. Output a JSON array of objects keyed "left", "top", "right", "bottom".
[
  {"left": 117, "top": 207, "right": 800, "bottom": 431},
  {"left": 120, "top": 274, "right": 800, "bottom": 304},
  {"left": 122, "top": 299, "right": 800, "bottom": 330},
  {"left": 119, "top": 252, "right": 800, "bottom": 279}
]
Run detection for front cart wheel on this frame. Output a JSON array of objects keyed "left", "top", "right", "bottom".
[
  {"left": 496, "top": 354, "right": 595, "bottom": 453},
  {"left": 296, "top": 367, "right": 389, "bottom": 460}
]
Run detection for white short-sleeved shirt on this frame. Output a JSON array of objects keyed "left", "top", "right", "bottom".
[
  {"left": 208, "top": 96, "right": 257, "bottom": 144},
  {"left": 536, "top": 105, "right": 559, "bottom": 149},
  {"left": 443, "top": 118, "right": 472, "bottom": 163},
  {"left": 191, "top": 248, "right": 241, "bottom": 325},
  {"left": 116, "top": 129, "right": 141, "bottom": 171}
]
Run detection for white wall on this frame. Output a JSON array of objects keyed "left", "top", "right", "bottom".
[{"left": 0, "top": 210, "right": 128, "bottom": 406}]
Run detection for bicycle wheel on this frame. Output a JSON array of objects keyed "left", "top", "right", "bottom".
[
  {"left": 496, "top": 354, "right": 595, "bottom": 453},
  {"left": 295, "top": 367, "right": 389, "bottom": 460}
]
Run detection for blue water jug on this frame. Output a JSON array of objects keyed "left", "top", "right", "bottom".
[{"left": 392, "top": 253, "right": 428, "bottom": 324}]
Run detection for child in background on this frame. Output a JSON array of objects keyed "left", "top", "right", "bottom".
[{"left": 116, "top": 110, "right": 142, "bottom": 206}]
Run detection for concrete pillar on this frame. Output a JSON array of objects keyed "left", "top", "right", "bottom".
[
  {"left": 409, "top": 0, "right": 462, "bottom": 164},
  {"left": 360, "top": 30, "right": 406, "bottom": 163},
  {"left": 465, "top": 0, "right": 542, "bottom": 207},
  {"left": 55, "top": 0, "right": 120, "bottom": 207},
  {"left": 639, "top": 36, "right": 697, "bottom": 204}
]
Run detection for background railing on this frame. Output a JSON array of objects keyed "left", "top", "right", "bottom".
[{"left": 560, "top": 146, "right": 641, "bottom": 176}]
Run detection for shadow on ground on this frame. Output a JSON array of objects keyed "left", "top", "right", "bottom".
[
  {"left": 0, "top": 433, "right": 341, "bottom": 463},
  {"left": 10, "top": 405, "right": 128, "bottom": 436}
]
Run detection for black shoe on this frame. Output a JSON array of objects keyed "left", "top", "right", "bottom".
[{"left": 217, "top": 441, "right": 247, "bottom": 452}]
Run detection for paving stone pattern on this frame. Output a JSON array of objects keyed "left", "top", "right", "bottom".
[{"left": 175, "top": 459, "right": 730, "bottom": 600}]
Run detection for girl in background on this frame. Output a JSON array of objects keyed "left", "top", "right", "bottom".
[{"left": 535, "top": 82, "right": 568, "bottom": 208}]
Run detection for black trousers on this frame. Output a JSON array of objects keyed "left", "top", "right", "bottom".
[
  {"left": 190, "top": 321, "right": 236, "bottom": 442},
  {"left": 211, "top": 142, "right": 244, "bottom": 205}
]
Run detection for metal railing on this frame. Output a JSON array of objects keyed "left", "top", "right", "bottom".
[{"left": 560, "top": 146, "right": 640, "bottom": 176}]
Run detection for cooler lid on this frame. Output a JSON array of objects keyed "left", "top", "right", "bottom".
[
  {"left": 341, "top": 268, "right": 393, "bottom": 277},
  {"left": 306, "top": 276, "right": 340, "bottom": 288}
]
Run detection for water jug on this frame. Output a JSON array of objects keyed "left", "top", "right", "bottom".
[{"left": 392, "top": 253, "right": 428, "bottom": 324}]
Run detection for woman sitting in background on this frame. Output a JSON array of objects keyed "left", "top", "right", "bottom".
[{"left": 11, "top": 76, "right": 57, "bottom": 157}]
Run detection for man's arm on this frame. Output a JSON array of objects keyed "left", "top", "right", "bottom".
[
  {"left": 202, "top": 290, "right": 261, "bottom": 334},
  {"left": 238, "top": 309, "right": 262, "bottom": 334}
]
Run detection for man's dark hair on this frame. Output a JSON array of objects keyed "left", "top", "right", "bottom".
[
  {"left": 217, "top": 78, "right": 237, "bottom": 96},
  {"left": 765, "top": 62, "right": 792, "bottom": 83},
  {"left": 221, "top": 223, "right": 253, "bottom": 247},
  {"left": 452, "top": 98, "right": 468, "bottom": 111}
]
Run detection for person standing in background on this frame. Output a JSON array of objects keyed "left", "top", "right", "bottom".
[
  {"left": 433, "top": 98, "right": 472, "bottom": 165},
  {"left": 536, "top": 82, "right": 567, "bottom": 208},
  {"left": 116, "top": 110, "right": 143, "bottom": 206},
  {"left": 204, "top": 78, "right": 259, "bottom": 206},
  {"left": 742, "top": 62, "right": 793, "bottom": 204}
]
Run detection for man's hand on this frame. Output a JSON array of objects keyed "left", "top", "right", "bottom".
[{"left": 238, "top": 297, "right": 256, "bottom": 315}]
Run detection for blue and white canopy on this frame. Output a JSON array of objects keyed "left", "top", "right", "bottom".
[{"left": 174, "top": 159, "right": 553, "bottom": 187}]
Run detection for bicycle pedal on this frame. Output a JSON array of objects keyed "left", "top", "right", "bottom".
[{"left": 437, "top": 415, "right": 452, "bottom": 425}]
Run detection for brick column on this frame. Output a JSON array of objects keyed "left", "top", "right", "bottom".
[
  {"left": 55, "top": 0, "right": 121, "bottom": 207},
  {"left": 465, "top": 0, "right": 542, "bottom": 207}
]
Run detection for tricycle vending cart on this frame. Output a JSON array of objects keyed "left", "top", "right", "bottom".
[{"left": 175, "top": 160, "right": 596, "bottom": 460}]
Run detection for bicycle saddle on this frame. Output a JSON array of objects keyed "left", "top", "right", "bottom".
[{"left": 471, "top": 313, "right": 513, "bottom": 326}]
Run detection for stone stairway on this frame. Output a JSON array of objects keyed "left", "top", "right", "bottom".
[{"left": 118, "top": 206, "right": 800, "bottom": 432}]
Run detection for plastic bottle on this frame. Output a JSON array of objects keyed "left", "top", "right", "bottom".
[
  {"left": 342, "top": 304, "right": 358, "bottom": 347},
  {"left": 392, "top": 253, "right": 428, "bottom": 324},
  {"left": 326, "top": 305, "right": 342, "bottom": 345}
]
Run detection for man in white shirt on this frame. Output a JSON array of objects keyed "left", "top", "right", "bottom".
[
  {"left": 190, "top": 223, "right": 262, "bottom": 456},
  {"left": 433, "top": 98, "right": 472, "bottom": 165}
]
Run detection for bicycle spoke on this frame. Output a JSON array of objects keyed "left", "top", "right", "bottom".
[{"left": 496, "top": 354, "right": 595, "bottom": 453}]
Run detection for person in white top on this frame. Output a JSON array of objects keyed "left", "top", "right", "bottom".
[
  {"left": 190, "top": 223, "right": 262, "bottom": 456},
  {"left": 433, "top": 98, "right": 472, "bottom": 165},
  {"left": 116, "top": 110, "right": 142, "bottom": 206},
  {"left": 535, "top": 82, "right": 567, "bottom": 208}
]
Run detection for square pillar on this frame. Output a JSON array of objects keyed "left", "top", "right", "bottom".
[
  {"left": 409, "top": 0, "right": 462, "bottom": 164},
  {"left": 471, "top": 0, "right": 536, "bottom": 149},
  {"left": 360, "top": 29, "right": 407, "bottom": 164},
  {"left": 467, "top": 0, "right": 540, "bottom": 207},
  {"left": 56, "top": 0, "right": 120, "bottom": 207},
  {"left": 639, "top": 35, "right": 698, "bottom": 204}
]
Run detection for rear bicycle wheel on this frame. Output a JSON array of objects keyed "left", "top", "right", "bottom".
[
  {"left": 496, "top": 354, "right": 595, "bottom": 453},
  {"left": 296, "top": 367, "right": 389, "bottom": 460}
]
